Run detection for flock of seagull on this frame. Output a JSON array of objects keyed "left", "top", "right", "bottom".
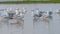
[
  {"left": 0, "top": 8, "right": 27, "bottom": 25},
  {"left": 0, "top": 8, "right": 60, "bottom": 24},
  {"left": 32, "top": 9, "right": 60, "bottom": 23}
]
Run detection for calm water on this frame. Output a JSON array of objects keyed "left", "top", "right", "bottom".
[
  {"left": 0, "top": 4, "right": 60, "bottom": 34},
  {"left": 0, "top": 17, "right": 24, "bottom": 34}
]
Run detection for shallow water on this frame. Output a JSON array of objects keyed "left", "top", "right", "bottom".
[{"left": 0, "top": 4, "right": 60, "bottom": 34}]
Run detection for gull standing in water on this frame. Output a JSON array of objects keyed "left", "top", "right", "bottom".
[
  {"left": 41, "top": 10, "right": 53, "bottom": 34},
  {"left": 0, "top": 8, "right": 10, "bottom": 24},
  {"left": 32, "top": 9, "right": 39, "bottom": 22},
  {"left": 32, "top": 9, "right": 43, "bottom": 22},
  {"left": 11, "top": 8, "right": 27, "bottom": 25}
]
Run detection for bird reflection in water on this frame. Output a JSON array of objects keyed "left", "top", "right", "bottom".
[{"left": 32, "top": 9, "right": 53, "bottom": 34}]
